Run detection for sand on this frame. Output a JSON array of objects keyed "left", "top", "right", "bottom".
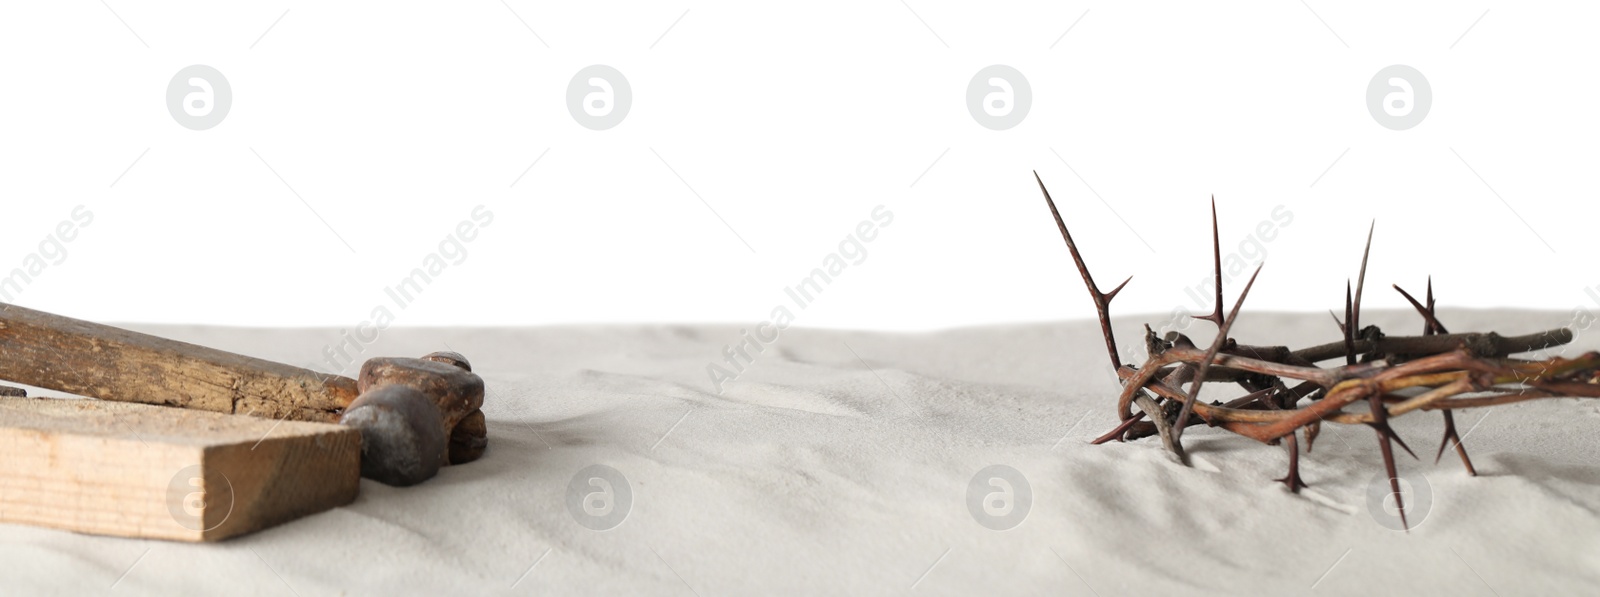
[{"left": 2, "top": 309, "right": 1597, "bottom": 595}]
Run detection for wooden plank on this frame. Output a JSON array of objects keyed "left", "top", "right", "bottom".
[
  {"left": 0, "top": 303, "right": 358, "bottom": 423},
  {"left": 0, "top": 397, "right": 360, "bottom": 542}
]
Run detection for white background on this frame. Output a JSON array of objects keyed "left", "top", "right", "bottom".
[{"left": 1, "top": 2, "right": 1595, "bottom": 330}]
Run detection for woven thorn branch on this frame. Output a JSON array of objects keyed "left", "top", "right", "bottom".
[{"left": 1035, "top": 172, "right": 1600, "bottom": 531}]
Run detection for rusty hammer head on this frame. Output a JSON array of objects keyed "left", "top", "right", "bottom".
[{"left": 338, "top": 352, "right": 485, "bottom": 486}]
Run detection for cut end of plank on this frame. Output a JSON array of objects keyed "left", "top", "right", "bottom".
[{"left": 0, "top": 397, "right": 360, "bottom": 542}]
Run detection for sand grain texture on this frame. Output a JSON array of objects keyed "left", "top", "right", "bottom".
[{"left": 1, "top": 309, "right": 1596, "bottom": 594}]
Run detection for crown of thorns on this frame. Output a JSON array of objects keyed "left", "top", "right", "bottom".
[{"left": 1035, "top": 173, "right": 1600, "bottom": 531}]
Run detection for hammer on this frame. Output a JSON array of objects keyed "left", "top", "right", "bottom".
[{"left": 0, "top": 303, "right": 487, "bottom": 486}]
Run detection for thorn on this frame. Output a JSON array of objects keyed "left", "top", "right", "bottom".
[
  {"left": 1196, "top": 196, "right": 1225, "bottom": 327},
  {"left": 1435, "top": 410, "right": 1478, "bottom": 475},
  {"left": 1433, "top": 421, "right": 1452, "bottom": 465},
  {"left": 1425, "top": 277, "right": 1446, "bottom": 335},
  {"left": 1105, "top": 275, "right": 1132, "bottom": 303},
  {"left": 1365, "top": 411, "right": 1420, "bottom": 461},
  {"left": 1174, "top": 263, "right": 1264, "bottom": 444},
  {"left": 1344, "top": 281, "right": 1356, "bottom": 366},
  {"left": 1365, "top": 385, "right": 1413, "bottom": 530},
  {"left": 1090, "top": 411, "right": 1146, "bottom": 445},
  {"left": 1393, "top": 284, "right": 1449, "bottom": 336},
  {"left": 1238, "top": 386, "right": 1276, "bottom": 409},
  {"left": 1353, "top": 220, "right": 1374, "bottom": 334},
  {"left": 1037, "top": 172, "right": 1128, "bottom": 371},
  {"left": 1275, "top": 429, "right": 1309, "bottom": 492},
  {"left": 1388, "top": 427, "right": 1419, "bottom": 460},
  {"left": 1385, "top": 469, "right": 1409, "bottom": 532}
]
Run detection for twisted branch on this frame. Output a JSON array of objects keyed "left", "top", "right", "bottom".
[{"left": 1034, "top": 175, "right": 1599, "bottom": 531}]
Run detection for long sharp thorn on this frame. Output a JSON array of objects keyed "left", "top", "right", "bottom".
[
  {"left": 1036, "top": 171, "right": 1127, "bottom": 370},
  {"left": 1368, "top": 391, "right": 1410, "bottom": 531},
  {"left": 1261, "top": 382, "right": 1309, "bottom": 492},
  {"left": 1174, "top": 263, "right": 1264, "bottom": 444},
  {"left": 1435, "top": 410, "right": 1478, "bottom": 475},
  {"left": 1393, "top": 284, "right": 1448, "bottom": 336},
  {"left": 1384, "top": 451, "right": 1408, "bottom": 531},
  {"left": 1196, "top": 196, "right": 1225, "bottom": 327},
  {"left": 1433, "top": 427, "right": 1450, "bottom": 465},
  {"left": 1425, "top": 276, "right": 1447, "bottom": 335},
  {"left": 1344, "top": 281, "right": 1356, "bottom": 366},
  {"left": 1369, "top": 409, "right": 1419, "bottom": 461},
  {"left": 1090, "top": 410, "right": 1146, "bottom": 445},
  {"left": 1353, "top": 220, "right": 1374, "bottom": 335},
  {"left": 1389, "top": 428, "right": 1418, "bottom": 460},
  {"left": 1275, "top": 429, "right": 1308, "bottom": 492}
]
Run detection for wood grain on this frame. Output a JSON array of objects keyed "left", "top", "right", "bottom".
[
  {"left": 0, "top": 303, "right": 357, "bottom": 422},
  {"left": 0, "top": 397, "right": 360, "bottom": 542}
]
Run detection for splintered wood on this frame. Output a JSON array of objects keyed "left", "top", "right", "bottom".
[
  {"left": 0, "top": 303, "right": 357, "bottom": 422},
  {"left": 0, "top": 397, "right": 359, "bottom": 541}
]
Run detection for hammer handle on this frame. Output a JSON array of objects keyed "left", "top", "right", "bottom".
[{"left": 0, "top": 303, "right": 356, "bottom": 422}]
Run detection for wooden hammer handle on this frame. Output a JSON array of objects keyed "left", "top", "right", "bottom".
[{"left": 0, "top": 303, "right": 356, "bottom": 423}]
